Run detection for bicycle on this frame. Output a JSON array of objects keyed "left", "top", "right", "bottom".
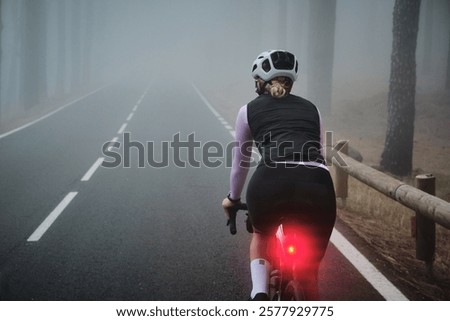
[{"left": 227, "top": 203, "right": 309, "bottom": 300}]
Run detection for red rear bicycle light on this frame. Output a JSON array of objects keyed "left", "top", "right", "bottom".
[
  {"left": 287, "top": 245, "right": 296, "bottom": 255},
  {"left": 274, "top": 224, "right": 316, "bottom": 270},
  {"left": 276, "top": 230, "right": 301, "bottom": 260}
]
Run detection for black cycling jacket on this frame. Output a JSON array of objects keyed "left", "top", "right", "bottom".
[{"left": 246, "top": 93, "right": 325, "bottom": 166}]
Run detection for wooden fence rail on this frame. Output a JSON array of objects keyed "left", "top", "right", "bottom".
[
  {"left": 327, "top": 150, "right": 450, "bottom": 230},
  {"left": 327, "top": 146, "right": 450, "bottom": 272}
]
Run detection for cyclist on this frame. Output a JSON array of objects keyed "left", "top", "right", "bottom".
[{"left": 222, "top": 50, "right": 336, "bottom": 300}]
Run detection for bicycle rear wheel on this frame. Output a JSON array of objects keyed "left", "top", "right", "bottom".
[{"left": 281, "top": 280, "right": 306, "bottom": 301}]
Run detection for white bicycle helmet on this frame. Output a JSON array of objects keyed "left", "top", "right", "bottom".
[{"left": 251, "top": 50, "right": 299, "bottom": 82}]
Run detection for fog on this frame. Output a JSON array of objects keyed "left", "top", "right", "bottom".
[
  {"left": 2, "top": 0, "right": 450, "bottom": 304},
  {"left": 1, "top": 0, "right": 449, "bottom": 138}
]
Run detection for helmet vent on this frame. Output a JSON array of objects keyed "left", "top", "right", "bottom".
[
  {"left": 271, "top": 51, "right": 295, "bottom": 70},
  {"left": 262, "top": 59, "right": 271, "bottom": 72}
]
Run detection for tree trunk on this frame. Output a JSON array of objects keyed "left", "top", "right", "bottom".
[
  {"left": 82, "top": 0, "right": 93, "bottom": 85},
  {"left": 71, "top": 0, "right": 81, "bottom": 92},
  {"left": 37, "top": 0, "right": 47, "bottom": 102},
  {"left": 22, "top": 0, "right": 40, "bottom": 109},
  {"left": 306, "top": 0, "right": 336, "bottom": 113},
  {"left": 421, "top": 0, "right": 433, "bottom": 74},
  {"left": 56, "top": 0, "right": 66, "bottom": 95},
  {"left": 0, "top": 0, "right": 3, "bottom": 125},
  {"left": 5, "top": 0, "right": 20, "bottom": 117},
  {"left": 380, "top": 0, "right": 421, "bottom": 177},
  {"left": 446, "top": 1, "right": 450, "bottom": 90}
]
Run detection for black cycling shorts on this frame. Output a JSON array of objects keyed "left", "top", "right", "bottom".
[{"left": 246, "top": 163, "right": 336, "bottom": 261}]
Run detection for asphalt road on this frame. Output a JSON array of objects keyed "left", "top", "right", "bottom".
[{"left": 0, "top": 74, "right": 408, "bottom": 300}]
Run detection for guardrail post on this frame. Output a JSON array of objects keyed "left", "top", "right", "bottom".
[
  {"left": 414, "top": 174, "right": 436, "bottom": 276},
  {"left": 334, "top": 141, "right": 348, "bottom": 205}
]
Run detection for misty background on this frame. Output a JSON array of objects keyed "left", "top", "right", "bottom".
[{"left": 0, "top": 0, "right": 449, "bottom": 175}]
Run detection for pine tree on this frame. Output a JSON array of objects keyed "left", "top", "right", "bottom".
[{"left": 380, "top": 0, "right": 421, "bottom": 176}]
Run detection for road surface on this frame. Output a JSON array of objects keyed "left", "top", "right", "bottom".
[{"left": 0, "top": 74, "right": 410, "bottom": 300}]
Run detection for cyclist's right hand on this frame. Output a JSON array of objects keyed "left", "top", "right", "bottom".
[
  {"left": 222, "top": 199, "right": 247, "bottom": 235},
  {"left": 221, "top": 197, "right": 240, "bottom": 220}
]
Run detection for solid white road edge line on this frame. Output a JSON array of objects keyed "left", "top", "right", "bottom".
[
  {"left": 191, "top": 82, "right": 409, "bottom": 301},
  {"left": 0, "top": 85, "right": 107, "bottom": 140},
  {"left": 330, "top": 228, "right": 409, "bottom": 300},
  {"left": 27, "top": 192, "right": 78, "bottom": 242}
]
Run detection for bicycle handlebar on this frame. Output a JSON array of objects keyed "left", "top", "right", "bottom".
[{"left": 226, "top": 203, "right": 248, "bottom": 235}]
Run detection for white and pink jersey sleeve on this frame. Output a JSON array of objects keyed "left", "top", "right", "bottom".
[{"left": 229, "top": 105, "right": 253, "bottom": 200}]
